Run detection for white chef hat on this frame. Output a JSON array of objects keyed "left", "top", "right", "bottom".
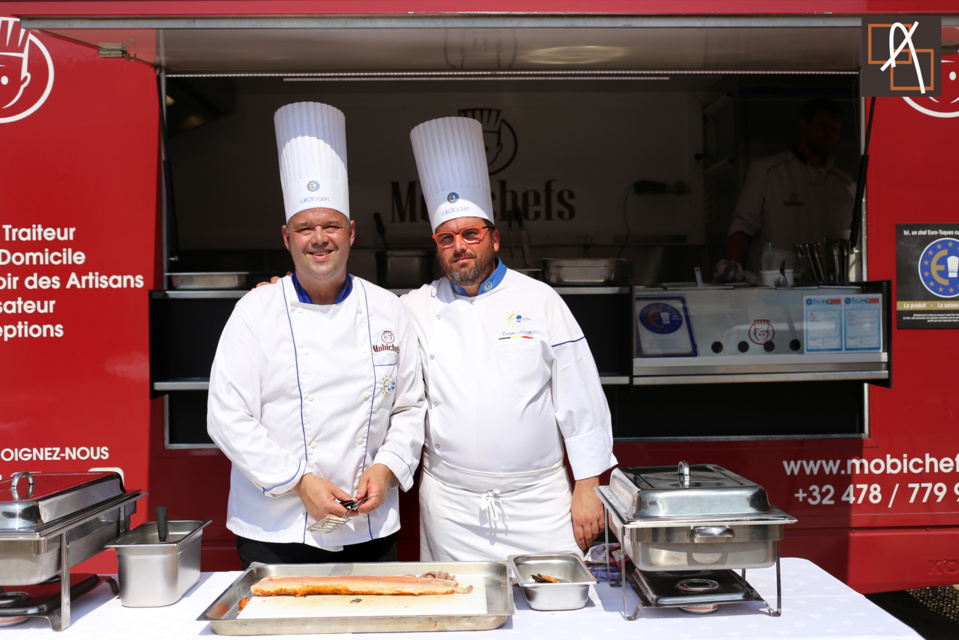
[
  {"left": 410, "top": 116, "right": 493, "bottom": 232},
  {"left": 274, "top": 102, "right": 349, "bottom": 222}
]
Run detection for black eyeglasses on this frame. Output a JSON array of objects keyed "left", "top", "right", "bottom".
[{"left": 431, "top": 225, "right": 493, "bottom": 248}]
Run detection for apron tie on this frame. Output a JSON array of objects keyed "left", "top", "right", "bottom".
[{"left": 480, "top": 489, "right": 509, "bottom": 534}]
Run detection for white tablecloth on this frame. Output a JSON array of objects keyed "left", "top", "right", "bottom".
[{"left": 2, "top": 558, "right": 920, "bottom": 639}]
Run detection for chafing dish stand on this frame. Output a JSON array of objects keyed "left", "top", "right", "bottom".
[
  {"left": 596, "top": 461, "right": 796, "bottom": 620},
  {"left": 0, "top": 471, "right": 144, "bottom": 630}
]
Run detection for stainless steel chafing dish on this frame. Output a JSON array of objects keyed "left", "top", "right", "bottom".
[
  {"left": 595, "top": 461, "right": 796, "bottom": 619},
  {"left": 0, "top": 471, "right": 144, "bottom": 630}
]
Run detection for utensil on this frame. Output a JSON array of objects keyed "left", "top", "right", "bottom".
[
  {"left": 308, "top": 495, "right": 382, "bottom": 533},
  {"left": 156, "top": 506, "right": 168, "bottom": 543}
]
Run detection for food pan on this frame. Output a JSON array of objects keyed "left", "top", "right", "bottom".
[
  {"left": 197, "top": 561, "right": 513, "bottom": 635},
  {"left": 0, "top": 471, "right": 143, "bottom": 585},
  {"left": 541, "top": 258, "right": 631, "bottom": 285},
  {"left": 507, "top": 553, "right": 597, "bottom": 611},
  {"left": 169, "top": 272, "right": 249, "bottom": 290},
  {"left": 597, "top": 462, "right": 797, "bottom": 572},
  {"left": 108, "top": 519, "right": 211, "bottom": 607}
]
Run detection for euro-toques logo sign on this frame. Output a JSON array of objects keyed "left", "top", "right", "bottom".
[
  {"left": 0, "top": 17, "right": 54, "bottom": 124},
  {"left": 862, "top": 16, "right": 941, "bottom": 98}
]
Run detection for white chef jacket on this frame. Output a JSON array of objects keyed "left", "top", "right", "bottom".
[
  {"left": 402, "top": 262, "right": 616, "bottom": 560},
  {"left": 207, "top": 275, "right": 426, "bottom": 551},
  {"left": 727, "top": 150, "right": 855, "bottom": 273}
]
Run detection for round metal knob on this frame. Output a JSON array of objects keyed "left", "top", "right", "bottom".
[{"left": 678, "top": 460, "right": 690, "bottom": 487}]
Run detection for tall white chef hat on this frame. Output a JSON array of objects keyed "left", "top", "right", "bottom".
[
  {"left": 410, "top": 116, "right": 493, "bottom": 233},
  {"left": 274, "top": 102, "right": 349, "bottom": 222}
]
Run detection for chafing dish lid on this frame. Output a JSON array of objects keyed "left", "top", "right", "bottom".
[
  {"left": 609, "top": 461, "right": 773, "bottom": 520},
  {"left": 0, "top": 471, "right": 128, "bottom": 533}
]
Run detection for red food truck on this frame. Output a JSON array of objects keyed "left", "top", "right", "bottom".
[{"left": 2, "top": 1, "right": 958, "bottom": 595}]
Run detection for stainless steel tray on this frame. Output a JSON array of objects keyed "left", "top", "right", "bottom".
[{"left": 197, "top": 561, "right": 513, "bottom": 635}]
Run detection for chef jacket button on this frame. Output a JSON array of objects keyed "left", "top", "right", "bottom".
[
  {"left": 353, "top": 480, "right": 360, "bottom": 490},
  {"left": 357, "top": 307, "right": 363, "bottom": 314},
  {"left": 470, "top": 300, "right": 475, "bottom": 305},
  {"left": 429, "top": 354, "right": 435, "bottom": 360},
  {"left": 297, "top": 308, "right": 304, "bottom": 314},
  {"left": 357, "top": 437, "right": 365, "bottom": 446},
  {"left": 435, "top": 443, "right": 441, "bottom": 450},
  {"left": 303, "top": 349, "right": 310, "bottom": 356},
  {"left": 436, "top": 314, "right": 441, "bottom": 320},
  {"left": 433, "top": 401, "right": 439, "bottom": 407},
  {"left": 310, "top": 441, "right": 317, "bottom": 449},
  {"left": 363, "top": 391, "right": 371, "bottom": 399},
  {"left": 307, "top": 394, "right": 314, "bottom": 402}
]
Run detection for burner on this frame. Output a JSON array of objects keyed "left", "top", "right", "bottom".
[{"left": 676, "top": 577, "right": 721, "bottom": 614}]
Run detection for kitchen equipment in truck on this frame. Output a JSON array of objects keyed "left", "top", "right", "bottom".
[
  {"left": 595, "top": 461, "right": 796, "bottom": 619},
  {"left": 0, "top": 471, "right": 144, "bottom": 630}
]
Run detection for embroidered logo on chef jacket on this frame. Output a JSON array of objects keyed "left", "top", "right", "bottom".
[
  {"left": 499, "top": 311, "right": 534, "bottom": 340},
  {"left": 372, "top": 330, "right": 400, "bottom": 354},
  {"left": 379, "top": 373, "right": 396, "bottom": 396},
  {"left": 506, "top": 312, "right": 531, "bottom": 327},
  {"left": 307, "top": 180, "right": 320, "bottom": 192}
]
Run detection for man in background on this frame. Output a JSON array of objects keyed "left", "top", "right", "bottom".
[{"left": 718, "top": 98, "right": 854, "bottom": 282}]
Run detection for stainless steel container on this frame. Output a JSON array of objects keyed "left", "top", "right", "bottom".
[
  {"left": 541, "top": 258, "right": 631, "bottom": 285},
  {"left": 507, "top": 553, "right": 597, "bottom": 611},
  {"left": 0, "top": 471, "right": 143, "bottom": 586},
  {"left": 198, "top": 561, "right": 513, "bottom": 634},
  {"left": 597, "top": 462, "right": 796, "bottom": 571},
  {"left": 108, "top": 519, "right": 211, "bottom": 607},
  {"left": 169, "top": 272, "right": 249, "bottom": 289}
]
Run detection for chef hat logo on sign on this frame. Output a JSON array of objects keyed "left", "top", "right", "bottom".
[
  {"left": 457, "top": 108, "right": 517, "bottom": 175},
  {"left": 0, "top": 17, "right": 55, "bottom": 124},
  {"left": 410, "top": 116, "right": 494, "bottom": 232},
  {"left": 274, "top": 102, "right": 349, "bottom": 222}
]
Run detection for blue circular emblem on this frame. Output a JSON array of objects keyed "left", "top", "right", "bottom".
[
  {"left": 307, "top": 180, "right": 320, "bottom": 192},
  {"left": 447, "top": 192, "right": 459, "bottom": 203},
  {"left": 638, "top": 302, "right": 684, "bottom": 335},
  {"left": 919, "top": 237, "right": 959, "bottom": 298}
]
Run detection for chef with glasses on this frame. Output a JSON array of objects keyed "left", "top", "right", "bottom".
[{"left": 403, "top": 116, "right": 617, "bottom": 562}]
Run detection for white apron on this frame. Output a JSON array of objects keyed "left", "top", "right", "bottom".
[{"left": 418, "top": 449, "right": 580, "bottom": 562}]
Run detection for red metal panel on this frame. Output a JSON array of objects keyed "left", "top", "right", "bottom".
[{"left": 0, "top": 18, "right": 160, "bottom": 573}]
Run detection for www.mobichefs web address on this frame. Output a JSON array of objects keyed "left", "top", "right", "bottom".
[{"left": 783, "top": 454, "right": 959, "bottom": 476}]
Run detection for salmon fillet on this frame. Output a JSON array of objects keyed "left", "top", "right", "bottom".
[{"left": 249, "top": 573, "right": 473, "bottom": 597}]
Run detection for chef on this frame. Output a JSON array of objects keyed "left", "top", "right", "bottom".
[
  {"left": 403, "top": 116, "right": 617, "bottom": 562},
  {"left": 721, "top": 98, "right": 854, "bottom": 280},
  {"left": 207, "top": 102, "right": 426, "bottom": 569}
]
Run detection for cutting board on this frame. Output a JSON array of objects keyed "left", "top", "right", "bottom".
[{"left": 238, "top": 575, "right": 488, "bottom": 620}]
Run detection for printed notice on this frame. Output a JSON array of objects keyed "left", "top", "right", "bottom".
[
  {"left": 843, "top": 295, "right": 883, "bottom": 351},
  {"left": 635, "top": 296, "right": 697, "bottom": 357},
  {"left": 896, "top": 223, "right": 959, "bottom": 329},
  {"left": 804, "top": 296, "right": 843, "bottom": 352}
]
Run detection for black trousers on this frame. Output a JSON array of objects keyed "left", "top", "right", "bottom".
[{"left": 236, "top": 533, "right": 398, "bottom": 570}]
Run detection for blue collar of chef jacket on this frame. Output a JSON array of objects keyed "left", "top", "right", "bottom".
[
  {"left": 291, "top": 272, "right": 353, "bottom": 304},
  {"left": 449, "top": 258, "right": 507, "bottom": 297}
]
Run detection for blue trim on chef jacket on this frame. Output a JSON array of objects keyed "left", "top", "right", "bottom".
[
  {"left": 449, "top": 258, "right": 507, "bottom": 296},
  {"left": 291, "top": 272, "right": 354, "bottom": 304}
]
